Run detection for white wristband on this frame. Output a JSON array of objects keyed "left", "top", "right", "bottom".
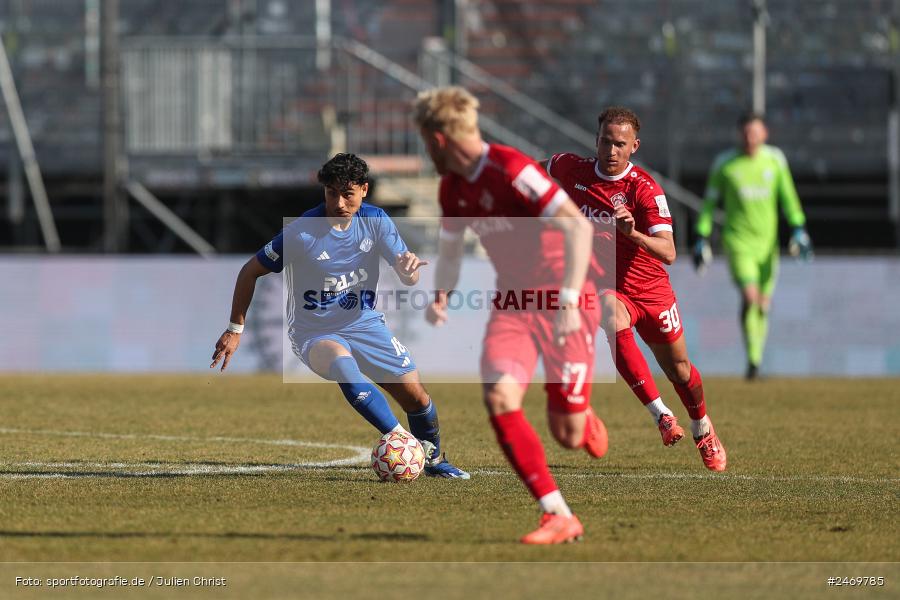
[
  {"left": 559, "top": 287, "right": 580, "bottom": 307},
  {"left": 226, "top": 322, "right": 244, "bottom": 334}
]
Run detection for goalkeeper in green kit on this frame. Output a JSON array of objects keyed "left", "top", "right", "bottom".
[{"left": 694, "top": 113, "right": 812, "bottom": 380}]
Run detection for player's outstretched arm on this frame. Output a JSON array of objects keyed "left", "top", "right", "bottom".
[
  {"left": 210, "top": 256, "right": 271, "bottom": 371},
  {"left": 426, "top": 234, "right": 464, "bottom": 326}
]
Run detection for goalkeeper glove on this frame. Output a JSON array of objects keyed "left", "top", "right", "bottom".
[
  {"left": 788, "top": 227, "right": 813, "bottom": 262},
  {"left": 693, "top": 237, "right": 712, "bottom": 274}
]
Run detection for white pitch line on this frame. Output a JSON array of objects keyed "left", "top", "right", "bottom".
[
  {"left": 471, "top": 469, "right": 899, "bottom": 485},
  {"left": 1, "top": 428, "right": 896, "bottom": 485},
  {"left": 0, "top": 427, "right": 370, "bottom": 478},
  {"left": 0, "top": 427, "right": 366, "bottom": 451},
  {"left": 0, "top": 463, "right": 366, "bottom": 479}
]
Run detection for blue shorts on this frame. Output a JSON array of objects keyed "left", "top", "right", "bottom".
[{"left": 292, "top": 313, "right": 417, "bottom": 382}]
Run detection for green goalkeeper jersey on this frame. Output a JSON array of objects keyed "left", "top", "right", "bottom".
[{"left": 696, "top": 144, "right": 806, "bottom": 258}]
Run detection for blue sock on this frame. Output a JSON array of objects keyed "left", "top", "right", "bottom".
[
  {"left": 328, "top": 356, "right": 399, "bottom": 434},
  {"left": 407, "top": 399, "right": 440, "bottom": 457}
]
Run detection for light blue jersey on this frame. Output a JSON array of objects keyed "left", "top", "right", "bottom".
[
  {"left": 256, "top": 203, "right": 407, "bottom": 333},
  {"left": 255, "top": 203, "right": 415, "bottom": 380}
]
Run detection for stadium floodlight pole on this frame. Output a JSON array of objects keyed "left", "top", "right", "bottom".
[
  {"left": 890, "top": 0, "right": 900, "bottom": 246},
  {"left": 315, "top": 0, "right": 331, "bottom": 70},
  {"left": 0, "top": 35, "right": 61, "bottom": 252},
  {"left": 751, "top": 0, "right": 769, "bottom": 115},
  {"left": 101, "top": 0, "right": 126, "bottom": 253}
]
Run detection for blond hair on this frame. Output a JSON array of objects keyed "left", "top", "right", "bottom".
[{"left": 412, "top": 86, "right": 480, "bottom": 139}]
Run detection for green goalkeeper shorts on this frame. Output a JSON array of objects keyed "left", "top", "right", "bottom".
[{"left": 726, "top": 249, "right": 779, "bottom": 296}]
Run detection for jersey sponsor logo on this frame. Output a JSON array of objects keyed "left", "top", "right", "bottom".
[
  {"left": 739, "top": 185, "right": 771, "bottom": 201},
  {"left": 470, "top": 216, "right": 514, "bottom": 237},
  {"left": 479, "top": 190, "right": 494, "bottom": 211},
  {"left": 579, "top": 203, "right": 615, "bottom": 224},
  {"left": 359, "top": 238, "right": 374, "bottom": 253},
  {"left": 611, "top": 192, "right": 627, "bottom": 208},
  {"left": 264, "top": 241, "right": 280, "bottom": 262},
  {"left": 512, "top": 164, "right": 552, "bottom": 202},
  {"left": 323, "top": 268, "right": 369, "bottom": 292},
  {"left": 316, "top": 250, "right": 330, "bottom": 261},
  {"left": 654, "top": 195, "right": 671, "bottom": 218}
]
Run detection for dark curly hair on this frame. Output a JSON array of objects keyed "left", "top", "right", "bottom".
[
  {"left": 597, "top": 106, "right": 641, "bottom": 134},
  {"left": 317, "top": 153, "right": 369, "bottom": 188},
  {"left": 738, "top": 111, "right": 766, "bottom": 128}
]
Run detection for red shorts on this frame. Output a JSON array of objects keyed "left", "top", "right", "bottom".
[
  {"left": 480, "top": 296, "right": 601, "bottom": 414},
  {"left": 605, "top": 289, "right": 684, "bottom": 345}
]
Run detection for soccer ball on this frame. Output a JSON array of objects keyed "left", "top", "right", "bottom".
[{"left": 370, "top": 431, "right": 426, "bottom": 482}]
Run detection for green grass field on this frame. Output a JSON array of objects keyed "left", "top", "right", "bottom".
[{"left": 0, "top": 374, "right": 897, "bottom": 598}]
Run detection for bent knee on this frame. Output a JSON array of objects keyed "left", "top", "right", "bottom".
[
  {"left": 547, "top": 412, "right": 585, "bottom": 449},
  {"left": 551, "top": 428, "right": 582, "bottom": 449}
]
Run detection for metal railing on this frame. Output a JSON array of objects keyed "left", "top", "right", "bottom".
[
  {"left": 118, "top": 35, "right": 710, "bottom": 222},
  {"left": 121, "top": 36, "right": 328, "bottom": 156}
]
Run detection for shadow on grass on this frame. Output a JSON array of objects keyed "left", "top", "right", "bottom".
[
  {"left": 0, "top": 530, "right": 335, "bottom": 541},
  {"left": 349, "top": 532, "right": 429, "bottom": 541},
  {"left": 0, "top": 464, "right": 373, "bottom": 480},
  {"left": 0, "top": 530, "right": 429, "bottom": 542}
]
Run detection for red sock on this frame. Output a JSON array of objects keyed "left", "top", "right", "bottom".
[
  {"left": 611, "top": 329, "right": 661, "bottom": 405},
  {"left": 489, "top": 410, "right": 558, "bottom": 500},
  {"left": 673, "top": 364, "right": 706, "bottom": 420}
]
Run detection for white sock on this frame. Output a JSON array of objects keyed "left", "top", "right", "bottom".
[
  {"left": 691, "top": 415, "right": 711, "bottom": 439},
  {"left": 645, "top": 398, "right": 673, "bottom": 423},
  {"left": 391, "top": 423, "right": 408, "bottom": 434},
  {"left": 538, "top": 490, "right": 572, "bottom": 517}
]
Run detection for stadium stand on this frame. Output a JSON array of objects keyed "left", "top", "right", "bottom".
[{"left": 0, "top": 0, "right": 897, "bottom": 251}]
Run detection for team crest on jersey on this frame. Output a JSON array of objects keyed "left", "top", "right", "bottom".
[
  {"left": 359, "top": 238, "right": 374, "bottom": 253},
  {"left": 610, "top": 192, "right": 627, "bottom": 208},
  {"left": 479, "top": 190, "right": 494, "bottom": 211}
]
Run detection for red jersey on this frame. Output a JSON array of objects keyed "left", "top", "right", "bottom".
[
  {"left": 439, "top": 143, "right": 570, "bottom": 290},
  {"left": 547, "top": 153, "right": 673, "bottom": 299}
]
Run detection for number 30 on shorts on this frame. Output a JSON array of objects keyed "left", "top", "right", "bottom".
[{"left": 658, "top": 303, "right": 681, "bottom": 334}]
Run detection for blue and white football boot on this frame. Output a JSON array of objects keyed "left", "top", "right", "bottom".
[{"left": 421, "top": 441, "right": 471, "bottom": 479}]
